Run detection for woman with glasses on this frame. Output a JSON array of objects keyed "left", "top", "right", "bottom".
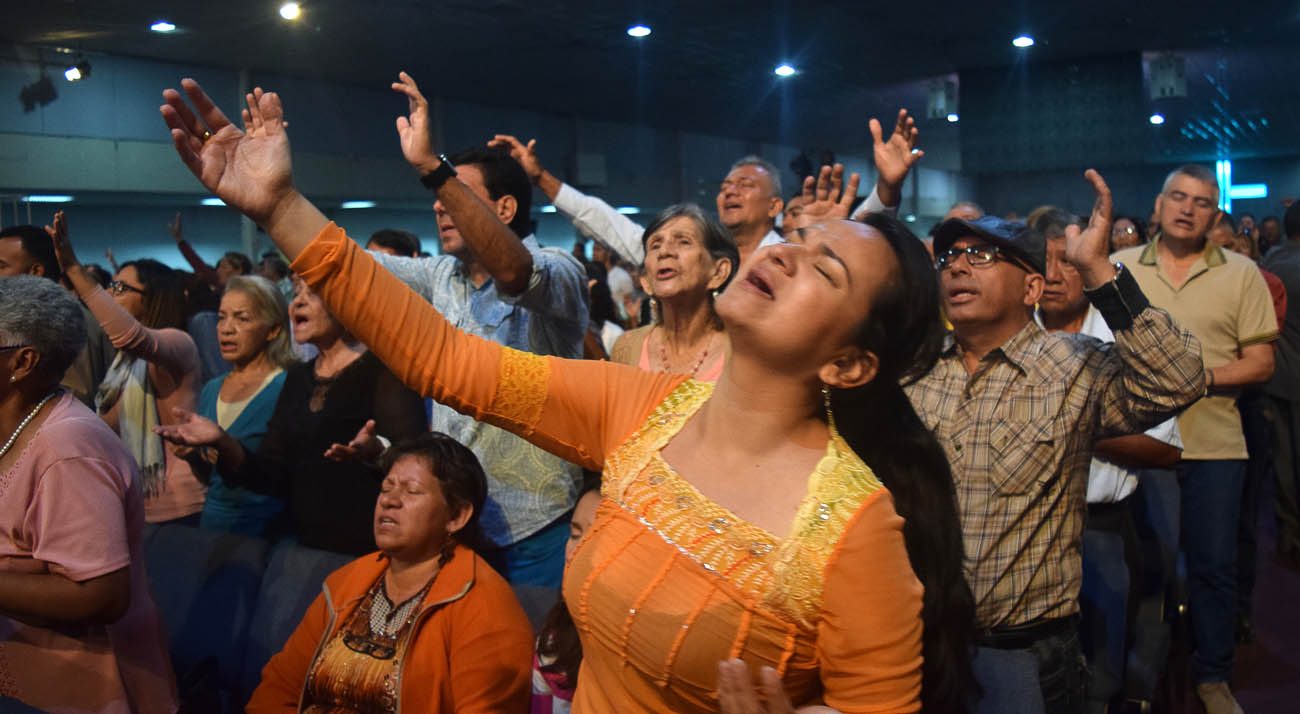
[
  {"left": 1109, "top": 215, "right": 1148, "bottom": 253},
  {"left": 0, "top": 276, "right": 177, "bottom": 713},
  {"left": 47, "top": 212, "right": 207, "bottom": 525}
]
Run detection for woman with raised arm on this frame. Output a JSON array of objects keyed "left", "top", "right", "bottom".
[
  {"left": 160, "top": 77, "right": 974, "bottom": 714},
  {"left": 49, "top": 213, "right": 207, "bottom": 525},
  {"left": 490, "top": 136, "right": 737, "bottom": 381}
]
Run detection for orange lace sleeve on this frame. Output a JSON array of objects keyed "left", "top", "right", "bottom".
[{"left": 292, "top": 223, "right": 684, "bottom": 469}]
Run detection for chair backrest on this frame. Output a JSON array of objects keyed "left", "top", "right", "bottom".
[
  {"left": 239, "top": 539, "right": 353, "bottom": 703},
  {"left": 142, "top": 524, "right": 270, "bottom": 704}
]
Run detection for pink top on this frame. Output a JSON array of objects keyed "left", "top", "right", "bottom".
[
  {"left": 85, "top": 287, "right": 205, "bottom": 522},
  {"left": 637, "top": 332, "right": 725, "bottom": 383},
  {"left": 0, "top": 393, "right": 177, "bottom": 713}
]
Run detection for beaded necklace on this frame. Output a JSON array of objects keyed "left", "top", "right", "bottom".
[
  {"left": 656, "top": 327, "right": 716, "bottom": 378},
  {"left": 0, "top": 391, "right": 58, "bottom": 461}
]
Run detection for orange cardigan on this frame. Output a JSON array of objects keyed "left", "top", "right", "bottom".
[
  {"left": 290, "top": 224, "right": 923, "bottom": 713},
  {"left": 247, "top": 544, "right": 533, "bottom": 713}
]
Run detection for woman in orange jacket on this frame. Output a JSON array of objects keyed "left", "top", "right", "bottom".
[{"left": 233, "top": 432, "right": 534, "bottom": 712}]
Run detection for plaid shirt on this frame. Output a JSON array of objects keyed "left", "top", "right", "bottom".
[{"left": 905, "top": 306, "right": 1203, "bottom": 628}]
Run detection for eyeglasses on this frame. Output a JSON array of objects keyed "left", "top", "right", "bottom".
[
  {"left": 1111, "top": 225, "right": 1137, "bottom": 236},
  {"left": 934, "top": 245, "right": 1027, "bottom": 272},
  {"left": 108, "top": 280, "right": 146, "bottom": 296}
]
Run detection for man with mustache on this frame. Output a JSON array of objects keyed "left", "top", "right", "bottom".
[{"left": 905, "top": 171, "right": 1205, "bottom": 713}]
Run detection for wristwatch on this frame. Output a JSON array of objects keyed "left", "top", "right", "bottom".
[{"left": 419, "top": 154, "right": 457, "bottom": 192}]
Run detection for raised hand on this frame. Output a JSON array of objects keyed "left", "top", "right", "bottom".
[
  {"left": 792, "top": 164, "right": 861, "bottom": 231},
  {"left": 870, "top": 109, "right": 923, "bottom": 207},
  {"left": 160, "top": 79, "right": 295, "bottom": 227},
  {"left": 392, "top": 71, "right": 439, "bottom": 173},
  {"left": 44, "top": 210, "right": 80, "bottom": 273},
  {"left": 154, "top": 408, "right": 225, "bottom": 447},
  {"left": 1063, "top": 169, "right": 1117, "bottom": 288},
  {"left": 168, "top": 211, "right": 184, "bottom": 243},
  {"left": 488, "top": 134, "right": 544, "bottom": 183},
  {"left": 323, "top": 419, "right": 384, "bottom": 463}
]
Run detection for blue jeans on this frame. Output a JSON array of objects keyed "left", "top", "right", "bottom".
[
  {"left": 972, "top": 626, "right": 1085, "bottom": 714},
  {"left": 481, "top": 514, "right": 570, "bottom": 589},
  {"left": 1178, "top": 459, "right": 1246, "bottom": 683}
]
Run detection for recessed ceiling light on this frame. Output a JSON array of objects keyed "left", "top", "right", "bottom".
[
  {"left": 150, "top": 20, "right": 177, "bottom": 33},
  {"left": 200, "top": 197, "right": 226, "bottom": 206},
  {"left": 340, "top": 200, "right": 376, "bottom": 209},
  {"left": 774, "top": 63, "right": 797, "bottom": 78},
  {"left": 540, "top": 205, "right": 558, "bottom": 214},
  {"left": 1149, "top": 113, "right": 1166, "bottom": 125},
  {"left": 1012, "top": 35, "right": 1035, "bottom": 48},
  {"left": 616, "top": 206, "right": 641, "bottom": 215},
  {"left": 626, "top": 24, "right": 652, "bottom": 38},
  {"left": 947, "top": 113, "right": 959, "bottom": 123},
  {"left": 22, "top": 194, "right": 74, "bottom": 203},
  {"left": 279, "top": 2, "right": 301, "bottom": 20}
]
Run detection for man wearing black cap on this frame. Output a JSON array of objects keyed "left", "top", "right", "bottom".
[{"left": 905, "top": 170, "right": 1206, "bottom": 713}]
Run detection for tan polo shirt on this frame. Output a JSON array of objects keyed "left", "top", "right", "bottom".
[{"left": 1116, "top": 238, "right": 1279, "bottom": 460}]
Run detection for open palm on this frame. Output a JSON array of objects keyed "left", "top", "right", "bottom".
[
  {"left": 161, "top": 80, "right": 295, "bottom": 226},
  {"left": 155, "top": 408, "right": 225, "bottom": 447}
]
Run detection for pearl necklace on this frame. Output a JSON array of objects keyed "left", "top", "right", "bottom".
[
  {"left": 656, "top": 327, "right": 715, "bottom": 377},
  {"left": 0, "top": 392, "right": 58, "bottom": 461}
]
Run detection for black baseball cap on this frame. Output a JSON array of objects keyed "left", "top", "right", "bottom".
[{"left": 932, "top": 216, "right": 1046, "bottom": 275}]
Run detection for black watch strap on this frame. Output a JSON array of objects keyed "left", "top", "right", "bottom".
[
  {"left": 1083, "top": 262, "right": 1150, "bottom": 331},
  {"left": 419, "top": 155, "right": 457, "bottom": 192}
]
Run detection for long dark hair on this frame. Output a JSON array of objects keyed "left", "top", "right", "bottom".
[
  {"left": 121, "top": 259, "right": 188, "bottom": 330},
  {"left": 832, "top": 213, "right": 976, "bottom": 713}
]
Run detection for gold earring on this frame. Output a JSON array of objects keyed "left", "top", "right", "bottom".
[{"left": 822, "top": 384, "right": 836, "bottom": 430}]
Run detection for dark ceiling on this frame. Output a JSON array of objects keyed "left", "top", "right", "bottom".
[{"left": 4, "top": 0, "right": 1299, "bottom": 154}]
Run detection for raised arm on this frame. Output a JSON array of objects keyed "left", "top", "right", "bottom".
[
  {"left": 1061, "top": 170, "right": 1207, "bottom": 436},
  {"left": 490, "top": 133, "right": 647, "bottom": 266},
  {"left": 47, "top": 212, "right": 199, "bottom": 377},
  {"left": 160, "top": 78, "right": 682, "bottom": 470},
  {"left": 170, "top": 211, "right": 219, "bottom": 286},
  {"left": 850, "top": 109, "right": 922, "bottom": 221},
  {"left": 392, "top": 73, "right": 532, "bottom": 295}
]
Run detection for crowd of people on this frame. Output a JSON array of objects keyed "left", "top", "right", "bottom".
[{"left": 0, "top": 67, "right": 1296, "bottom": 714}]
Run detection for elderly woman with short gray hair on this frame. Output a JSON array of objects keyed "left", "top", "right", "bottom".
[{"left": 0, "top": 275, "right": 177, "bottom": 713}]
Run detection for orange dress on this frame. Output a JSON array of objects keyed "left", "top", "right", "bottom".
[{"left": 291, "top": 224, "right": 924, "bottom": 713}]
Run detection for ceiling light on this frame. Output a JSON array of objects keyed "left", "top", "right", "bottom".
[
  {"left": 626, "top": 24, "right": 652, "bottom": 38},
  {"left": 946, "top": 113, "right": 959, "bottom": 123},
  {"left": 1012, "top": 35, "right": 1035, "bottom": 48},
  {"left": 1229, "top": 184, "right": 1268, "bottom": 200},
  {"left": 1148, "top": 113, "right": 1165, "bottom": 125},
  {"left": 150, "top": 20, "right": 177, "bottom": 33},
  {"left": 340, "top": 200, "right": 375, "bottom": 209},
  {"left": 22, "top": 194, "right": 74, "bottom": 203},
  {"left": 64, "top": 59, "right": 91, "bottom": 82},
  {"left": 279, "top": 2, "right": 301, "bottom": 20},
  {"left": 616, "top": 206, "right": 641, "bottom": 215},
  {"left": 774, "top": 64, "right": 797, "bottom": 78},
  {"left": 540, "top": 205, "right": 558, "bottom": 214},
  {"left": 200, "top": 197, "right": 226, "bottom": 206}
]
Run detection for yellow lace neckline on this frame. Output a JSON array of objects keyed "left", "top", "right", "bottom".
[{"left": 604, "top": 380, "right": 885, "bottom": 628}]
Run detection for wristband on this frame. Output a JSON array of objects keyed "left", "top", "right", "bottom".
[
  {"left": 419, "top": 155, "right": 457, "bottom": 192},
  {"left": 1083, "top": 263, "right": 1148, "bottom": 331}
]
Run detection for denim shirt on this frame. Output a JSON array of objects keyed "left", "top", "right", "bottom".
[{"left": 371, "top": 237, "right": 588, "bottom": 547}]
